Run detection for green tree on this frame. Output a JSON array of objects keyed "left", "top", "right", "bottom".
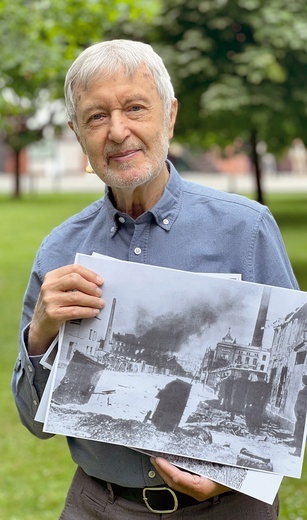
[
  {"left": 146, "top": 0, "right": 307, "bottom": 203},
  {"left": 0, "top": 0, "right": 159, "bottom": 197}
]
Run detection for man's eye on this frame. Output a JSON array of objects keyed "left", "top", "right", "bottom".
[
  {"left": 92, "top": 114, "right": 104, "bottom": 120},
  {"left": 129, "top": 105, "right": 142, "bottom": 112}
]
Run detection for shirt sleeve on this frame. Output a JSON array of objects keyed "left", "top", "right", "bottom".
[
  {"left": 11, "top": 248, "right": 55, "bottom": 439},
  {"left": 12, "top": 323, "right": 54, "bottom": 439},
  {"left": 248, "top": 207, "right": 299, "bottom": 290}
]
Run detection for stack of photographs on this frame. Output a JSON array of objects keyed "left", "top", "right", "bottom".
[{"left": 36, "top": 254, "right": 307, "bottom": 504}]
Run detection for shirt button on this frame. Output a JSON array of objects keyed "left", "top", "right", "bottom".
[
  {"left": 148, "top": 470, "right": 156, "bottom": 478},
  {"left": 118, "top": 216, "right": 126, "bottom": 223},
  {"left": 27, "top": 365, "right": 33, "bottom": 372},
  {"left": 111, "top": 226, "right": 115, "bottom": 232},
  {"left": 33, "top": 400, "right": 38, "bottom": 406},
  {"left": 134, "top": 247, "right": 142, "bottom": 255},
  {"left": 163, "top": 218, "right": 169, "bottom": 225}
]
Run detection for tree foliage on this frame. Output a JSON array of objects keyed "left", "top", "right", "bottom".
[
  {"left": 2, "top": 0, "right": 307, "bottom": 202},
  {"left": 0, "top": 0, "right": 159, "bottom": 196},
  {"left": 148, "top": 0, "right": 307, "bottom": 154},
  {"left": 135, "top": 0, "right": 307, "bottom": 202}
]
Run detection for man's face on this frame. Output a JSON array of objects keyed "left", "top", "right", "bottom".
[{"left": 71, "top": 66, "right": 177, "bottom": 190}]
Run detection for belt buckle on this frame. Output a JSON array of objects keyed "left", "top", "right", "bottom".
[{"left": 142, "top": 486, "right": 179, "bottom": 514}]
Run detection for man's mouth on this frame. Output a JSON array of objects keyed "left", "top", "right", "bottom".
[{"left": 109, "top": 149, "right": 140, "bottom": 162}]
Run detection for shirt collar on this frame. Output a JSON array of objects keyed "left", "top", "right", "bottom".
[
  {"left": 105, "top": 161, "right": 183, "bottom": 236},
  {"left": 149, "top": 161, "right": 182, "bottom": 230}
]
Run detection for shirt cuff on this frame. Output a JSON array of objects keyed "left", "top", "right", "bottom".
[{"left": 20, "top": 323, "right": 50, "bottom": 388}]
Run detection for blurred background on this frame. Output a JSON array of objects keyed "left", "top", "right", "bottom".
[
  {"left": 0, "top": 1, "right": 306, "bottom": 518},
  {"left": 1, "top": 0, "right": 307, "bottom": 203}
]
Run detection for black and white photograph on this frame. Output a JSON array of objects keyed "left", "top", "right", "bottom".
[
  {"left": 36, "top": 362, "right": 283, "bottom": 504},
  {"left": 44, "top": 254, "right": 307, "bottom": 479},
  {"left": 136, "top": 449, "right": 283, "bottom": 504}
]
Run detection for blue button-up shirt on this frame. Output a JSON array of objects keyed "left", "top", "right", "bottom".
[{"left": 12, "top": 163, "right": 298, "bottom": 487}]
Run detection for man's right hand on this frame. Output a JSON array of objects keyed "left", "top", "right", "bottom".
[{"left": 28, "top": 264, "right": 105, "bottom": 356}]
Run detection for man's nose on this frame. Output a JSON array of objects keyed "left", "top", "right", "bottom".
[{"left": 108, "top": 111, "right": 130, "bottom": 143}]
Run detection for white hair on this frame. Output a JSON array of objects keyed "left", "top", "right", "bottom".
[{"left": 64, "top": 39, "right": 175, "bottom": 127}]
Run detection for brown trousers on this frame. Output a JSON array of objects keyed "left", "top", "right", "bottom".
[{"left": 60, "top": 467, "right": 279, "bottom": 520}]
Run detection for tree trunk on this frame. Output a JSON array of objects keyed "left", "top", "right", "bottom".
[
  {"left": 250, "top": 130, "right": 264, "bottom": 205},
  {"left": 13, "top": 149, "right": 21, "bottom": 198}
]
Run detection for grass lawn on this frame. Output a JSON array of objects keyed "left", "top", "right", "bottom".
[{"left": 0, "top": 191, "right": 306, "bottom": 519}]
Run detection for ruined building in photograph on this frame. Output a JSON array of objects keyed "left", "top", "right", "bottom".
[{"left": 268, "top": 302, "right": 307, "bottom": 428}]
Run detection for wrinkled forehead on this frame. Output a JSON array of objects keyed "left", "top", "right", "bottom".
[{"left": 73, "top": 63, "right": 156, "bottom": 95}]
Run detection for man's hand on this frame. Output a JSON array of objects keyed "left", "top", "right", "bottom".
[
  {"left": 28, "top": 264, "right": 105, "bottom": 356},
  {"left": 151, "top": 457, "right": 230, "bottom": 501}
]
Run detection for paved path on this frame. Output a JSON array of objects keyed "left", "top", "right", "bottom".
[{"left": 1, "top": 171, "right": 307, "bottom": 195}]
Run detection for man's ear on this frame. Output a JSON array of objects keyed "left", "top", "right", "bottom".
[{"left": 168, "top": 99, "right": 178, "bottom": 139}]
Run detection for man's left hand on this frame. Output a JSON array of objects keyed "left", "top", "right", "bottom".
[{"left": 151, "top": 457, "right": 230, "bottom": 501}]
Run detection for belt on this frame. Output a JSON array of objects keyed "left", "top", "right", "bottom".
[{"left": 92, "top": 476, "right": 235, "bottom": 514}]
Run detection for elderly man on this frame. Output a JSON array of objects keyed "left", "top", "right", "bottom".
[{"left": 12, "top": 40, "right": 298, "bottom": 519}]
